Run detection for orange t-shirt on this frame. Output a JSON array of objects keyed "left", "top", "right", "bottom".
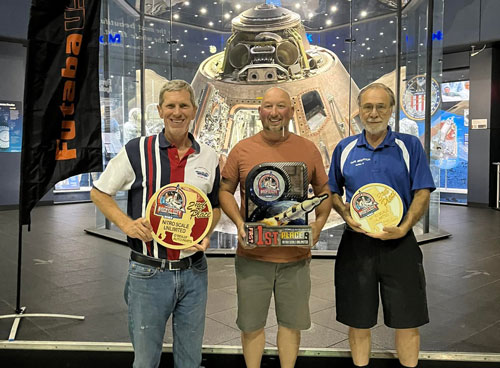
[{"left": 221, "top": 131, "right": 328, "bottom": 263}]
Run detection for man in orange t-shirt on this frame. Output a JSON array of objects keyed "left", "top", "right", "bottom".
[{"left": 219, "top": 87, "right": 331, "bottom": 368}]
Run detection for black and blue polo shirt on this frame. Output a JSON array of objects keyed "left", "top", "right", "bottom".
[{"left": 328, "top": 127, "right": 436, "bottom": 216}]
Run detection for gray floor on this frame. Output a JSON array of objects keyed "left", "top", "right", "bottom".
[{"left": 0, "top": 203, "right": 499, "bottom": 355}]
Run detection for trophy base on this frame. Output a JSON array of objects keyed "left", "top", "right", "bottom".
[{"left": 244, "top": 223, "right": 312, "bottom": 247}]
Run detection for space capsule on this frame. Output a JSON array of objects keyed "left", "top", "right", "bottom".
[{"left": 191, "top": 3, "right": 362, "bottom": 169}]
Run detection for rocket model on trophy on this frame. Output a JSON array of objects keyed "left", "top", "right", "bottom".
[
  {"left": 190, "top": 3, "right": 362, "bottom": 170},
  {"left": 260, "top": 194, "right": 329, "bottom": 227}
]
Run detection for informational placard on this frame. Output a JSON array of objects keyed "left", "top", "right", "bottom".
[
  {"left": 471, "top": 119, "right": 487, "bottom": 130},
  {"left": 0, "top": 100, "right": 22, "bottom": 152}
]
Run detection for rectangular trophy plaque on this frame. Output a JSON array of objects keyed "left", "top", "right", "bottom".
[
  {"left": 243, "top": 162, "right": 328, "bottom": 247},
  {"left": 245, "top": 223, "right": 312, "bottom": 247}
]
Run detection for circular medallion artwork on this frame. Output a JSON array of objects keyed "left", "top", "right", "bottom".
[
  {"left": 401, "top": 75, "right": 441, "bottom": 120},
  {"left": 350, "top": 183, "right": 404, "bottom": 233},
  {"left": 146, "top": 182, "right": 212, "bottom": 249}
]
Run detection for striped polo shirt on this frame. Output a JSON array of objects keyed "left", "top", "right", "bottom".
[
  {"left": 328, "top": 127, "right": 436, "bottom": 216},
  {"left": 94, "top": 130, "right": 220, "bottom": 260}
]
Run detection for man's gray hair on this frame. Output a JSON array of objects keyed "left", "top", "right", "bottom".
[
  {"left": 158, "top": 80, "right": 197, "bottom": 108},
  {"left": 357, "top": 83, "right": 396, "bottom": 107}
]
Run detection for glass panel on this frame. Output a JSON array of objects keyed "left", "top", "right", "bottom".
[
  {"left": 400, "top": 0, "right": 443, "bottom": 235},
  {"left": 95, "top": 0, "right": 145, "bottom": 230}
]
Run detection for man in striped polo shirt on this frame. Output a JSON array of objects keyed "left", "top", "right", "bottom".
[
  {"left": 91, "top": 80, "right": 220, "bottom": 368},
  {"left": 328, "top": 83, "right": 435, "bottom": 368}
]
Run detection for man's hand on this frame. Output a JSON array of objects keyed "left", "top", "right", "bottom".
[
  {"left": 309, "top": 221, "right": 322, "bottom": 247},
  {"left": 238, "top": 222, "right": 256, "bottom": 249},
  {"left": 185, "top": 236, "right": 211, "bottom": 252},
  {"left": 366, "top": 225, "right": 407, "bottom": 240},
  {"left": 341, "top": 203, "right": 366, "bottom": 234},
  {"left": 123, "top": 217, "right": 154, "bottom": 242}
]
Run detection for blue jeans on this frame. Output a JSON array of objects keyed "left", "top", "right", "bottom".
[{"left": 124, "top": 255, "right": 208, "bottom": 368}]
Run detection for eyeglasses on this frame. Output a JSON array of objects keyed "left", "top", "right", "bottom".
[{"left": 361, "top": 104, "right": 391, "bottom": 114}]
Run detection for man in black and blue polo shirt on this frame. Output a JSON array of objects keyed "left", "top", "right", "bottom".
[
  {"left": 328, "top": 83, "right": 435, "bottom": 368},
  {"left": 91, "top": 80, "right": 220, "bottom": 368}
]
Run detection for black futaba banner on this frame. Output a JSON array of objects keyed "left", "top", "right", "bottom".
[{"left": 20, "top": 0, "right": 102, "bottom": 225}]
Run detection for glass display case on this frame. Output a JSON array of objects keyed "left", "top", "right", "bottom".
[{"left": 90, "top": 0, "right": 446, "bottom": 251}]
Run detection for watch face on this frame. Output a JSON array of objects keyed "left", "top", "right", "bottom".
[
  {"left": 146, "top": 182, "right": 212, "bottom": 249},
  {"left": 401, "top": 75, "right": 441, "bottom": 121},
  {"left": 350, "top": 183, "right": 404, "bottom": 233}
]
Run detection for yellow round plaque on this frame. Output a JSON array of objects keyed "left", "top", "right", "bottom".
[
  {"left": 350, "top": 183, "right": 404, "bottom": 233},
  {"left": 146, "top": 182, "right": 213, "bottom": 249}
]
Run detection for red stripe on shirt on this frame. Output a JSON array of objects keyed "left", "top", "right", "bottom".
[{"left": 166, "top": 146, "right": 195, "bottom": 260}]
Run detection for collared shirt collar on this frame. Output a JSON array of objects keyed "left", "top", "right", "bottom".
[
  {"left": 357, "top": 126, "right": 396, "bottom": 148},
  {"left": 158, "top": 129, "right": 201, "bottom": 153}
]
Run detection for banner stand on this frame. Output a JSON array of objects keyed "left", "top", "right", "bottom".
[{"left": 1, "top": 0, "right": 104, "bottom": 340}]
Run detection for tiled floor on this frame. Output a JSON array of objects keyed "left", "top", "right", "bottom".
[{"left": 0, "top": 203, "right": 499, "bottom": 355}]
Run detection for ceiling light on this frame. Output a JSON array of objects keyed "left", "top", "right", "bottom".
[
  {"left": 235, "top": 4, "right": 241, "bottom": 10},
  {"left": 295, "top": 3, "right": 300, "bottom": 9},
  {"left": 200, "top": 7, "right": 207, "bottom": 14},
  {"left": 379, "top": 32, "right": 384, "bottom": 36},
  {"left": 173, "top": 14, "right": 179, "bottom": 20},
  {"left": 360, "top": 10, "right": 368, "bottom": 18},
  {"left": 331, "top": 5, "right": 338, "bottom": 12},
  {"left": 326, "top": 19, "right": 332, "bottom": 26},
  {"left": 208, "top": 21, "right": 214, "bottom": 26},
  {"left": 224, "top": 13, "right": 230, "bottom": 19},
  {"left": 184, "top": 1, "right": 190, "bottom": 5}
]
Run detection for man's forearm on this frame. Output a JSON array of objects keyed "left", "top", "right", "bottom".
[
  {"left": 313, "top": 187, "right": 332, "bottom": 229},
  {"left": 90, "top": 187, "right": 132, "bottom": 231},
  {"left": 331, "top": 193, "right": 349, "bottom": 220},
  {"left": 219, "top": 190, "right": 244, "bottom": 227},
  {"left": 399, "top": 189, "right": 431, "bottom": 233}
]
